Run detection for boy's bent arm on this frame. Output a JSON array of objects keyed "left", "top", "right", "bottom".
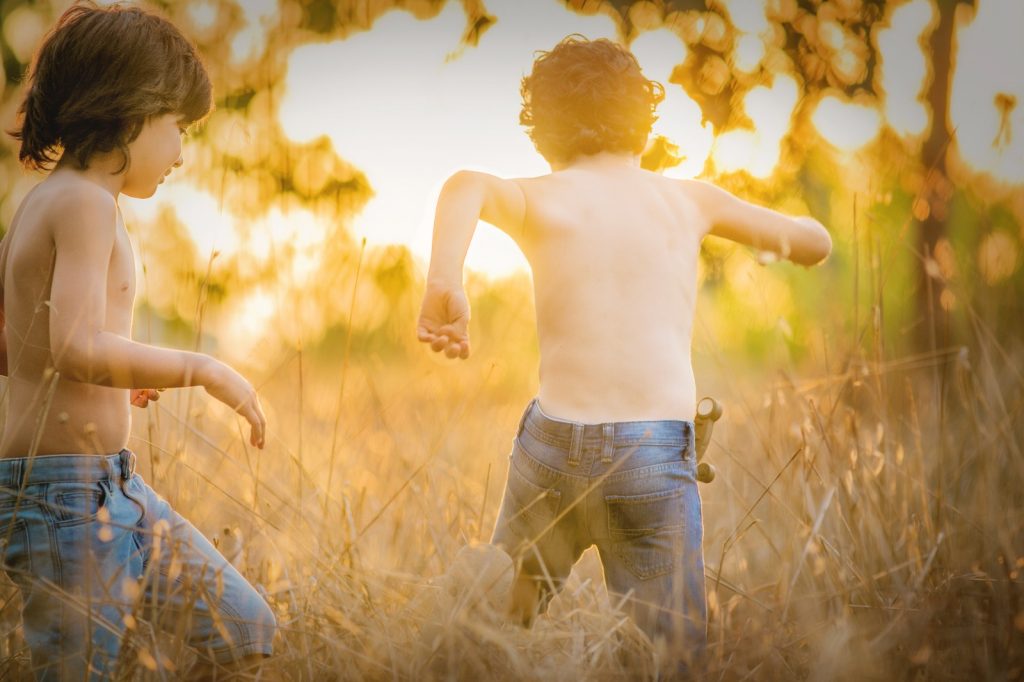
[
  {"left": 1, "top": 233, "right": 7, "bottom": 377},
  {"left": 0, "top": 307, "right": 7, "bottom": 377},
  {"left": 426, "top": 171, "right": 525, "bottom": 285},
  {"left": 419, "top": 171, "right": 525, "bottom": 359},
  {"left": 689, "top": 180, "right": 832, "bottom": 266},
  {"left": 48, "top": 191, "right": 265, "bottom": 446}
]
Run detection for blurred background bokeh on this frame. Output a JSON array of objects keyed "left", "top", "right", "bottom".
[
  {"left": 1, "top": 0, "right": 1020, "bottom": 365},
  {"left": 0, "top": 0, "right": 1022, "bottom": 679}
]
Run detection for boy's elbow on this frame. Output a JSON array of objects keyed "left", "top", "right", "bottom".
[
  {"left": 51, "top": 340, "right": 103, "bottom": 384},
  {"left": 51, "top": 348, "right": 85, "bottom": 382},
  {"left": 793, "top": 219, "right": 832, "bottom": 266},
  {"left": 442, "top": 170, "right": 483, "bottom": 195},
  {"left": 804, "top": 232, "right": 832, "bottom": 266}
]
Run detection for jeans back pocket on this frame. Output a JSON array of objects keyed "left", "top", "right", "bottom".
[{"left": 606, "top": 487, "right": 686, "bottom": 580}]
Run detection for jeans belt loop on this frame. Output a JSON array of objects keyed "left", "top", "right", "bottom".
[
  {"left": 601, "top": 424, "right": 614, "bottom": 463},
  {"left": 568, "top": 422, "right": 583, "bottom": 466},
  {"left": 119, "top": 450, "right": 136, "bottom": 481}
]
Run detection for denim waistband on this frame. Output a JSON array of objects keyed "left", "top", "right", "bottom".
[
  {"left": 520, "top": 399, "right": 694, "bottom": 450},
  {"left": 0, "top": 450, "right": 136, "bottom": 490}
]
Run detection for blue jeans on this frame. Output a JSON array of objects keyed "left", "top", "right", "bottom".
[
  {"left": 492, "top": 400, "right": 707, "bottom": 662},
  {"left": 0, "top": 450, "right": 275, "bottom": 680}
]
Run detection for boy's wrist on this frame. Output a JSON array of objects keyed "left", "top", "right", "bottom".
[
  {"left": 188, "top": 353, "right": 216, "bottom": 388},
  {"left": 425, "top": 273, "right": 464, "bottom": 291}
]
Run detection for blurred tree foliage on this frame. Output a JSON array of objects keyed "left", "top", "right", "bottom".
[{"left": 0, "top": 0, "right": 1019, "bottom": 364}]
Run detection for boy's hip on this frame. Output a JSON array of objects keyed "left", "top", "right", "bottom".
[
  {"left": 0, "top": 450, "right": 136, "bottom": 491},
  {"left": 494, "top": 400, "right": 701, "bottom": 547},
  {"left": 0, "top": 450, "right": 143, "bottom": 584},
  {"left": 516, "top": 398, "right": 697, "bottom": 476}
]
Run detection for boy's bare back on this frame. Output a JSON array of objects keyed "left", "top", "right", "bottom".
[
  {"left": 0, "top": 174, "right": 135, "bottom": 457},
  {"left": 420, "top": 154, "right": 831, "bottom": 423},
  {"left": 513, "top": 160, "right": 705, "bottom": 422},
  {"left": 418, "top": 38, "right": 831, "bottom": 424}
]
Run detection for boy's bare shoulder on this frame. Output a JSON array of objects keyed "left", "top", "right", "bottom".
[{"left": 37, "top": 175, "right": 118, "bottom": 240}]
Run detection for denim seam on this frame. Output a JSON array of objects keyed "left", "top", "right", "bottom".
[
  {"left": 50, "top": 484, "right": 108, "bottom": 528},
  {"left": 601, "top": 460, "right": 687, "bottom": 484},
  {"left": 611, "top": 539, "right": 677, "bottom": 580},
  {"left": 508, "top": 461, "right": 563, "bottom": 521},
  {"left": 605, "top": 487, "right": 686, "bottom": 506},
  {"left": 515, "top": 440, "right": 588, "bottom": 483}
]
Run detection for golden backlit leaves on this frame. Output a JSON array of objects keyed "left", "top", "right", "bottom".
[{"left": 0, "top": 0, "right": 1020, "bottom": 358}]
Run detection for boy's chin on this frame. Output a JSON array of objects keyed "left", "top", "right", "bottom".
[{"left": 122, "top": 184, "right": 159, "bottom": 200}]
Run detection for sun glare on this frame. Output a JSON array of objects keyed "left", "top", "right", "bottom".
[
  {"left": 712, "top": 74, "right": 798, "bottom": 177},
  {"left": 122, "top": 184, "right": 240, "bottom": 264},
  {"left": 221, "top": 288, "right": 278, "bottom": 358},
  {"left": 279, "top": 1, "right": 626, "bottom": 279},
  {"left": 811, "top": 94, "right": 882, "bottom": 152}
]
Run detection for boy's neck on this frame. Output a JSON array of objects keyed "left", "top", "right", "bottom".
[
  {"left": 54, "top": 154, "right": 126, "bottom": 197},
  {"left": 552, "top": 151, "right": 641, "bottom": 172}
]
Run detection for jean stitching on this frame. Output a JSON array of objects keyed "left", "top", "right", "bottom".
[
  {"left": 601, "top": 460, "right": 688, "bottom": 484},
  {"left": 612, "top": 538, "right": 677, "bottom": 580},
  {"left": 523, "top": 418, "right": 689, "bottom": 450},
  {"left": 605, "top": 486, "right": 686, "bottom": 506},
  {"left": 508, "top": 460, "right": 562, "bottom": 521}
]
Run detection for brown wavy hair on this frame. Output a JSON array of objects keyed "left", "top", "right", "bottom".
[
  {"left": 520, "top": 36, "right": 664, "bottom": 166},
  {"left": 10, "top": 2, "right": 212, "bottom": 172}
]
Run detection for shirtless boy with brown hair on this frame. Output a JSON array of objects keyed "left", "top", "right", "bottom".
[
  {"left": 0, "top": 4, "right": 274, "bottom": 679},
  {"left": 418, "top": 36, "right": 831, "bottom": 673}
]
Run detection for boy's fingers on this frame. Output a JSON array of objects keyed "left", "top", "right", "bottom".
[
  {"left": 444, "top": 343, "right": 460, "bottom": 358},
  {"left": 147, "top": 389, "right": 160, "bottom": 401},
  {"left": 438, "top": 324, "right": 466, "bottom": 341},
  {"left": 459, "top": 341, "right": 470, "bottom": 359},
  {"left": 430, "top": 335, "right": 449, "bottom": 353},
  {"left": 246, "top": 408, "right": 265, "bottom": 449}
]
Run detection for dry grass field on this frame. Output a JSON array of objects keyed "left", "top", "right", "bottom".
[{"left": 1, "top": 269, "right": 1019, "bottom": 681}]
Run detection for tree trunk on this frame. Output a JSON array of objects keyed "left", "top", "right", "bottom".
[{"left": 916, "top": 0, "right": 961, "bottom": 353}]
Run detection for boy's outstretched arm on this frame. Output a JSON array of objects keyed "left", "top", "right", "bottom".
[
  {"left": 48, "top": 188, "right": 265, "bottom": 447},
  {"left": 688, "top": 180, "right": 832, "bottom": 266},
  {"left": 418, "top": 171, "right": 525, "bottom": 359}
]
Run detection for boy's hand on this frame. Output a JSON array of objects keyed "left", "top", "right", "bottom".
[
  {"left": 130, "top": 388, "right": 161, "bottom": 408},
  {"left": 417, "top": 283, "right": 471, "bottom": 359},
  {"left": 199, "top": 359, "right": 267, "bottom": 449}
]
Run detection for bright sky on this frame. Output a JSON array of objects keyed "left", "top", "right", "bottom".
[
  {"left": 118, "top": 0, "right": 1023, "bottom": 281},
  {"left": 279, "top": 0, "right": 620, "bottom": 275},
  {"left": 951, "top": 0, "right": 1024, "bottom": 184}
]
